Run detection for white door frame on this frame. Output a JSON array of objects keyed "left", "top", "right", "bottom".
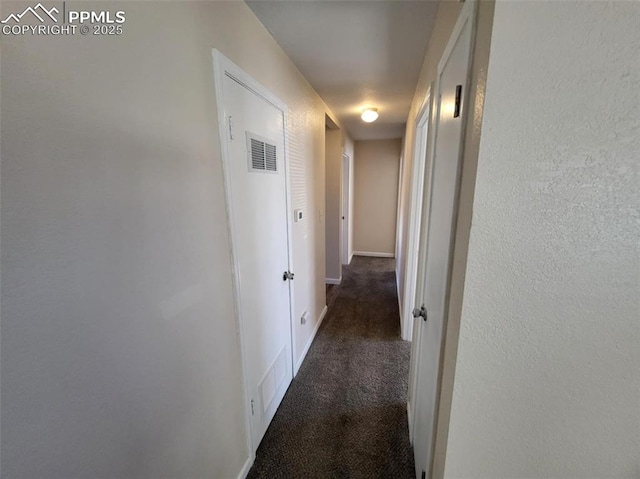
[
  {"left": 409, "top": 1, "right": 478, "bottom": 477},
  {"left": 341, "top": 153, "right": 350, "bottom": 265},
  {"left": 212, "top": 49, "right": 296, "bottom": 463},
  {"left": 401, "top": 87, "right": 433, "bottom": 343}
]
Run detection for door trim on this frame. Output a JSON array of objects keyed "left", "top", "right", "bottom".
[{"left": 212, "top": 49, "right": 296, "bottom": 463}]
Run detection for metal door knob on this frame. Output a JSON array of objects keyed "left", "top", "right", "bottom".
[
  {"left": 282, "top": 271, "right": 295, "bottom": 281},
  {"left": 412, "top": 305, "right": 427, "bottom": 321}
]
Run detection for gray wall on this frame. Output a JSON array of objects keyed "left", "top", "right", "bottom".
[
  {"left": 1, "top": 1, "right": 338, "bottom": 477},
  {"left": 444, "top": 2, "right": 640, "bottom": 477}
]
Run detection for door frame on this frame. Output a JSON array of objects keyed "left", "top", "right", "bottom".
[
  {"left": 410, "top": 0, "right": 478, "bottom": 477},
  {"left": 401, "top": 87, "right": 433, "bottom": 344},
  {"left": 341, "top": 153, "right": 350, "bottom": 265},
  {"left": 212, "top": 49, "right": 296, "bottom": 462}
]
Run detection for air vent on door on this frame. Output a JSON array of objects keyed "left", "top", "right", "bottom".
[
  {"left": 265, "top": 143, "right": 277, "bottom": 171},
  {"left": 247, "top": 132, "right": 278, "bottom": 173}
]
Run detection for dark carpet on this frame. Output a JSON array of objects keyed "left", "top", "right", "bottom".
[{"left": 247, "top": 256, "right": 414, "bottom": 479}]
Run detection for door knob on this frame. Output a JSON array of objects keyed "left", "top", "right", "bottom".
[
  {"left": 282, "top": 271, "right": 295, "bottom": 281},
  {"left": 412, "top": 305, "right": 427, "bottom": 321}
]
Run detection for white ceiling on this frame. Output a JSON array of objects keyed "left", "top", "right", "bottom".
[{"left": 247, "top": 0, "right": 439, "bottom": 141}]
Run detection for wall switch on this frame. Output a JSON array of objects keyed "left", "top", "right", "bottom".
[{"left": 294, "top": 209, "right": 304, "bottom": 222}]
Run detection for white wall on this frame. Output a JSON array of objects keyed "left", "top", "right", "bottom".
[
  {"left": 1, "top": 1, "right": 340, "bottom": 477},
  {"left": 353, "top": 139, "right": 402, "bottom": 256},
  {"left": 445, "top": 2, "right": 640, "bottom": 478}
]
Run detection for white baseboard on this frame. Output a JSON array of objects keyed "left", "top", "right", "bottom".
[
  {"left": 236, "top": 455, "right": 252, "bottom": 479},
  {"left": 353, "top": 251, "right": 395, "bottom": 258},
  {"left": 407, "top": 402, "right": 414, "bottom": 444},
  {"left": 325, "top": 277, "right": 341, "bottom": 285},
  {"left": 396, "top": 274, "right": 403, "bottom": 329},
  {"left": 294, "top": 305, "right": 328, "bottom": 375}
]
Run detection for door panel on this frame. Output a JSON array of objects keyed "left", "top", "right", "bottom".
[
  {"left": 223, "top": 75, "right": 293, "bottom": 449},
  {"left": 412, "top": 6, "right": 475, "bottom": 478}
]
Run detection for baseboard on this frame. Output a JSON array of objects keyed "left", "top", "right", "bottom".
[
  {"left": 349, "top": 252, "right": 354, "bottom": 264},
  {"left": 353, "top": 251, "right": 395, "bottom": 258},
  {"left": 236, "top": 455, "right": 252, "bottom": 479},
  {"left": 396, "top": 275, "right": 403, "bottom": 330},
  {"left": 407, "top": 402, "right": 414, "bottom": 444},
  {"left": 325, "top": 277, "right": 341, "bottom": 285},
  {"left": 294, "top": 305, "right": 328, "bottom": 375}
]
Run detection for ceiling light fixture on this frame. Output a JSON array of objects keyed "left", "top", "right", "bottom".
[{"left": 361, "top": 108, "right": 379, "bottom": 123}]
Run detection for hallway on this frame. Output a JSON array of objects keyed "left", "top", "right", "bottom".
[{"left": 248, "top": 257, "right": 414, "bottom": 478}]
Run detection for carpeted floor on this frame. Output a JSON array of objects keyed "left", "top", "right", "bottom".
[{"left": 247, "top": 256, "right": 414, "bottom": 479}]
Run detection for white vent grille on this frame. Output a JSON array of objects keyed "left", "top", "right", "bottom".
[
  {"left": 265, "top": 143, "right": 277, "bottom": 171},
  {"left": 246, "top": 132, "right": 277, "bottom": 173},
  {"left": 251, "top": 138, "right": 265, "bottom": 170}
]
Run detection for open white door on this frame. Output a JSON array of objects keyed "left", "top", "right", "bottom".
[
  {"left": 411, "top": 2, "right": 476, "bottom": 478},
  {"left": 406, "top": 88, "right": 433, "bottom": 436},
  {"left": 213, "top": 51, "right": 294, "bottom": 456}
]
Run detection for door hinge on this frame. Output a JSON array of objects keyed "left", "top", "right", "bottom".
[
  {"left": 228, "top": 115, "right": 234, "bottom": 140},
  {"left": 250, "top": 399, "right": 254, "bottom": 416},
  {"left": 454, "top": 84, "right": 462, "bottom": 118}
]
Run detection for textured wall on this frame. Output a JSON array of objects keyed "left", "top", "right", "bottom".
[
  {"left": 1, "top": 1, "right": 340, "bottom": 477},
  {"left": 445, "top": 2, "right": 640, "bottom": 478},
  {"left": 353, "top": 139, "right": 402, "bottom": 255}
]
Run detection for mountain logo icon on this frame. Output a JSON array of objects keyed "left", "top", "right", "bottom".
[{"left": 1, "top": 3, "right": 59, "bottom": 24}]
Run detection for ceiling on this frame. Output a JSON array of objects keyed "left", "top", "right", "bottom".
[{"left": 247, "top": 0, "right": 439, "bottom": 141}]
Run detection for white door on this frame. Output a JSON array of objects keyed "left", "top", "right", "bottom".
[
  {"left": 411, "top": 3, "right": 476, "bottom": 478},
  {"left": 341, "top": 154, "right": 350, "bottom": 265},
  {"left": 407, "top": 90, "right": 432, "bottom": 436},
  {"left": 216, "top": 56, "right": 294, "bottom": 452}
]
